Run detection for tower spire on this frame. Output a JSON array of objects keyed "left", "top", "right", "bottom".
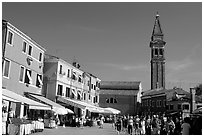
[{"left": 152, "top": 12, "right": 163, "bottom": 40}]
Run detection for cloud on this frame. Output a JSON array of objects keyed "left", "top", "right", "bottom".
[
  {"left": 167, "top": 59, "right": 193, "bottom": 71},
  {"left": 94, "top": 62, "right": 149, "bottom": 71}
]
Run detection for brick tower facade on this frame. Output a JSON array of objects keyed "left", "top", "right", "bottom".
[{"left": 150, "top": 13, "right": 166, "bottom": 90}]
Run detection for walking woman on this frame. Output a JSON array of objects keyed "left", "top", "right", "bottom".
[{"left": 128, "top": 116, "right": 134, "bottom": 135}]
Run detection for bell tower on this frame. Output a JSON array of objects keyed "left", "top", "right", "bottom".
[{"left": 150, "top": 12, "right": 166, "bottom": 90}]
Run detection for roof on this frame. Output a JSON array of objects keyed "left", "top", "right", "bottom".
[
  {"left": 152, "top": 13, "right": 163, "bottom": 36},
  {"left": 99, "top": 89, "right": 139, "bottom": 96},
  {"left": 100, "top": 81, "right": 141, "bottom": 90},
  {"left": 142, "top": 88, "right": 189, "bottom": 97},
  {"left": 183, "top": 94, "right": 202, "bottom": 103},
  {"left": 3, "top": 20, "right": 46, "bottom": 51}
]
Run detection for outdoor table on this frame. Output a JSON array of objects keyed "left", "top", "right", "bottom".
[{"left": 2, "top": 122, "right": 6, "bottom": 135}]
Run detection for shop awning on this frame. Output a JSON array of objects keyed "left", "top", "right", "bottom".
[
  {"left": 29, "top": 94, "right": 73, "bottom": 114},
  {"left": 2, "top": 89, "right": 51, "bottom": 110},
  {"left": 2, "top": 95, "right": 20, "bottom": 102},
  {"left": 57, "top": 96, "right": 87, "bottom": 109},
  {"left": 57, "top": 96, "right": 99, "bottom": 111}
]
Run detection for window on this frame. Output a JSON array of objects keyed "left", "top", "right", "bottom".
[
  {"left": 91, "top": 84, "right": 93, "bottom": 89},
  {"left": 65, "top": 87, "right": 70, "bottom": 97},
  {"left": 114, "top": 99, "right": 117, "bottom": 103},
  {"left": 95, "top": 96, "right": 98, "bottom": 103},
  {"left": 19, "top": 66, "right": 25, "bottom": 82},
  {"left": 166, "top": 105, "right": 169, "bottom": 110},
  {"left": 22, "top": 42, "right": 27, "bottom": 53},
  {"left": 170, "top": 104, "right": 174, "bottom": 110},
  {"left": 72, "top": 72, "right": 76, "bottom": 80},
  {"left": 67, "top": 69, "right": 70, "bottom": 77},
  {"left": 183, "top": 104, "right": 189, "bottom": 110},
  {"left": 83, "top": 93, "right": 86, "bottom": 100},
  {"left": 3, "top": 59, "right": 10, "bottom": 77},
  {"left": 8, "top": 31, "right": 13, "bottom": 45},
  {"left": 24, "top": 69, "right": 32, "bottom": 84},
  {"left": 78, "top": 75, "right": 82, "bottom": 83},
  {"left": 71, "top": 92, "right": 75, "bottom": 99},
  {"left": 152, "top": 101, "right": 154, "bottom": 107},
  {"left": 59, "top": 65, "right": 62, "bottom": 74},
  {"left": 77, "top": 93, "right": 80, "bottom": 100},
  {"left": 28, "top": 45, "right": 32, "bottom": 56},
  {"left": 160, "top": 100, "right": 162, "bottom": 107},
  {"left": 36, "top": 74, "right": 43, "bottom": 88},
  {"left": 106, "top": 99, "right": 109, "bottom": 103},
  {"left": 94, "top": 85, "right": 96, "bottom": 90},
  {"left": 178, "top": 104, "right": 181, "bottom": 110},
  {"left": 149, "top": 100, "right": 152, "bottom": 107},
  {"left": 39, "top": 53, "right": 42, "bottom": 62},
  {"left": 110, "top": 98, "right": 114, "bottom": 103},
  {"left": 89, "top": 94, "right": 91, "bottom": 100},
  {"left": 57, "top": 84, "right": 63, "bottom": 96},
  {"left": 155, "top": 48, "right": 158, "bottom": 55},
  {"left": 163, "top": 100, "right": 166, "bottom": 107},
  {"left": 159, "top": 49, "right": 163, "bottom": 56}
]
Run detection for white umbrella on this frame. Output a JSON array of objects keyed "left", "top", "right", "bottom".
[
  {"left": 52, "top": 107, "right": 74, "bottom": 115},
  {"left": 104, "top": 107, "right": 121, "bottom": 114}
]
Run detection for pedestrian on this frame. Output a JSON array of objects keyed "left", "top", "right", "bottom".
[
  {"left": 166, "top": 117, "right": 175, "bottom": 135},
  {"left": 145, "top": 115, "right": 152, "bottom": 135},
  {"left": 127, "top": 116, "right": 134, "bottom": 135},
  {"left": 116, "top": 117, "right": 122, "bottom": 134},
  {"left": 181, "top": 117, "right": 191, "bottom": 135},
  {"left": 160, "top": 115, "right": 167, "bottom": 135},
  {"left": 99, "top": 115, "right": 105, "bottom": 128},
  {"left": 140, "top": 117, "right": 146, "bottom": 135},
  {"left": 122, "top": 116, "right": 128, "bottom": 133},
  {"left": 151, "top": 115, "right": 160, "bottom": 135},
  {"left": 174, "top": 117, "right": 181, "bottom": 134},
  {"left": 134, "top": 115, "right": 140, "bottom": 135}
]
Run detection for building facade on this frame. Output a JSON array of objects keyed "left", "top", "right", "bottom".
[
  {"left": 2, "top": 20, "right": 48, "bottom": 118},
  {"left": 141, "top": 88, "right": 191, "bottom": 116},
  {"left": 43, "top": 55, "right": 101, "bottom": 118},
  {"left": 99, "top": 81, "right": 142, "bottom": 116}
]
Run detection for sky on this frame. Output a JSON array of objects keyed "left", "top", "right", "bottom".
[{"left": 2, "top": 2, "right": 202, "bottom": 91}]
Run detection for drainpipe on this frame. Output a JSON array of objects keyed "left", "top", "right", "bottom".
[
  {"left": 190, "top": 88, "right": 196, "bottom": 114},
  {"left": 2, "top": 20, "right": 7, "bottom": 65}
]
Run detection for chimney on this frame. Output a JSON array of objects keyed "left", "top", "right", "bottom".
[{"left": 190, "top": 88, "right": 196, "bottom": 113}]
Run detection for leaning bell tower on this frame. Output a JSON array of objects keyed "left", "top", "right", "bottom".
[{"left": 150, "top": 12, "right": 166, "bottom": 90}]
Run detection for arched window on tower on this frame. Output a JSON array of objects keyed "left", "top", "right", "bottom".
[
  {"left": 110, "top": 98, "right": 114, "bottom": 103},
  {"left": 159, "top": 49, "right": 163, "bottom": 56},
  {"left": 155, "top": 48, "right": 158, "bottom": 56},
  {"left": 114, "top": 99, "right": 117, "bottom": 103}
]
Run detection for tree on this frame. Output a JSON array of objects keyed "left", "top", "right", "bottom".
[{"left": 195, "top": 84, "right": 202, "bottom": 96}]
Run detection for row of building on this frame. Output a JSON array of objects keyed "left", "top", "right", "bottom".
[{"left": 2, "top": 19, "right": 103, "bottom": 121}]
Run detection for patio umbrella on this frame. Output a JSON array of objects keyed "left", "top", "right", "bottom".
[{"left": 104, "top": 107, "right": 121, "bottom": 114}]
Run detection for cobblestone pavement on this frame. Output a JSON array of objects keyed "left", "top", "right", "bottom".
[{"left": 31, "top": 123, "right": 128, "bottom": 135}]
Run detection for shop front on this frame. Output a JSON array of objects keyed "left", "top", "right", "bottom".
[
  {"left": 2, "top": 88, "right": 51, "bottom": 135},
  {"left": 25, "top": 93, "right": 74, "bottom": 128}
]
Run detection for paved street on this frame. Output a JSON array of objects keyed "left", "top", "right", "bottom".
[{"left": 31, "top": 123, "right": 126, "bottom": 135}]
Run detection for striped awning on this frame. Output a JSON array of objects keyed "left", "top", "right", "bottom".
[
  {"left": 29, "top": 94, "right": 73, "bottom": 114},
  {"left": 2, "top": 89, "right": 51, "bottom": 110}
]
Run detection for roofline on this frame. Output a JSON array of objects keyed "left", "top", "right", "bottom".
[
  {"left": 3, "top": 19, "right": 46, "bottom": 51},
  {"left": 44, "top": 54, "right": 101, "bottom": 80}
]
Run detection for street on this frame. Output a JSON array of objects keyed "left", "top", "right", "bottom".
[{"left": 31, "top": 123, "right": 125, "bottom": 135}]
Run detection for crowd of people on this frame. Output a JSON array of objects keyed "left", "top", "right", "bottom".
[{"left": 111, "top": 114, "right": 202, "bottom": 135}]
